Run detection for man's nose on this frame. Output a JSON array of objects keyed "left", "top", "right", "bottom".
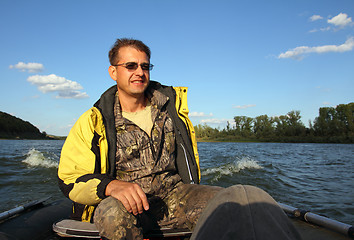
[{"left": 134, "top": 65, "right": 144, "bottom": 76}]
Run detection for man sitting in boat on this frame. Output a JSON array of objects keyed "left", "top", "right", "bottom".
[{"left": 58, "top": 38, "right": 301, "bottom": 240}]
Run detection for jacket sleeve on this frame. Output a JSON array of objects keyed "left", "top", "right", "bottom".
[{"left": 58, "top": 107, "right": 113, "bottom": 206}]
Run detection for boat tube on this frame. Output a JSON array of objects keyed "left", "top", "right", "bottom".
[{"left": 0, "top": 198, "right": 352, "bottom": 240}]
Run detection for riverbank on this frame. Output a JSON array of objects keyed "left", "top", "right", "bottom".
[
  {"left": 0, "top": 135, "right": 66, "bottom": 140},
  {"left": 196, "top": 135, "right": 354, "bottom": 144}
]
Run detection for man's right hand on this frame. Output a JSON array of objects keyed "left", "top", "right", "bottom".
[{"left": 105, "top": 180, "right": 149, "bottom": 215}]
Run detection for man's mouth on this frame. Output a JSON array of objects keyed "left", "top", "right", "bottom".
[{"left": 131, "top": 79, "right": 145, "bottom": 85}]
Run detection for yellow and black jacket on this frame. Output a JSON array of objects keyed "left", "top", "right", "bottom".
[{"left": 58, "top": 81, "right": 200, "bottom": 222}]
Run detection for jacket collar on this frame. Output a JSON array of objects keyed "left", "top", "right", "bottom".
[{"left": 111, "top": 83, "right": 169, "bottom": 128}]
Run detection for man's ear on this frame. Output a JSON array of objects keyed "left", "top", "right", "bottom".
[{"left": 108, "top": 65, "right": 117, "bottom": 80}]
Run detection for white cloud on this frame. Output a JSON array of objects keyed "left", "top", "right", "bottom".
[
  {"left": 278, "top": 37, "right": 354, "bottom": 60},
  {"left": 309, "top": 26, "right": 331, "bottom": 33},
  {"left": 233, "top": 104, "right": 256, "bottom": 109},
  {"left": 309, "top": 13, "right": 352, "bottom": 33},
  {"left": 28, "top": 74, "right": 82, "bottom": 92},
  {"left": 320, "top": 27, "right": 331, "bottom": 32},
  {"left": 9, "top": 62, "right": 44, "bottom": 73},
  {"left": 190, "top": 112, "right": 213, "bottom": 117},
  {"left": 27, "top": 74, "right": 89, "bottom": 99},
  {"left": 201, "top": 118, "right": 232, "bottom": 125},
  {"left": 310, "top": 15, "right": 323, "bottom": 21},
  {"left": 328, "top": 13, "right": 352, "bottom": 27}
]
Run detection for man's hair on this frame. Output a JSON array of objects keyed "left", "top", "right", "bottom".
[{"left": 109, "top": 38, "right": 151, "bottom": 65}]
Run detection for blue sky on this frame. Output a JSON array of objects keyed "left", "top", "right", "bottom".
[{"left": 1, "top": 0, "right": 353, "bottom": 136}]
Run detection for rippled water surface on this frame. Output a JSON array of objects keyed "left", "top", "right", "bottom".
[
  {"left": 0, "top": 140, "right": 64, "bottom": 212},
  {"left": 0, "top": 140, "right": 353, "bottom": 225}
]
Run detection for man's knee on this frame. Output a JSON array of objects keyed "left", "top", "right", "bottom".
[
  {"left": 94, "top": 197, "right": 141, "bottom": 240},
  {"left": 168, "top": 184, "right": 222, "bottom": 228}
]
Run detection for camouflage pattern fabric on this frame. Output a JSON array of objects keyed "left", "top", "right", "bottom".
[
  {"left": 94, "top": 197, "right": 141, "bottom": 240},
  {"left": 94, "top": 183, "right": 222, "bottom": 240},
  {"left": 113, "top": 89, "right": 182, "bottom": 200}
]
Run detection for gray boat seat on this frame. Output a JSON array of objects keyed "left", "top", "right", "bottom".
[{"left": 53, "top": 219, "right": 192, "bottom": 239}]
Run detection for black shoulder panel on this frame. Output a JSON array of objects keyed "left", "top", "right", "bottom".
[
  {"left": 155, "top": 83, "right": 199, "bottom": 184},
  {"left": 93, "top": 85, "right": 117, "bottom": 178}
]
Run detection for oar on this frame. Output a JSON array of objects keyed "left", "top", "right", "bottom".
[
  {"left": 278, "top": 202, "right": 353, "bottom": 238},
  {"left": 0, "top": 196, "right": 51, "bottom": 222}
]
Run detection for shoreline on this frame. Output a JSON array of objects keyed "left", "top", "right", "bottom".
[
  {"left": 0, "top": 136, "right": 66, "bottom": 140},
  {"left": 196, "top": 138, "right": 354, "bottom": 144}
]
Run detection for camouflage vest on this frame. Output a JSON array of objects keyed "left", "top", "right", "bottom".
[{"left": 113, "top": 88, "right": 182, "bottom": 198}]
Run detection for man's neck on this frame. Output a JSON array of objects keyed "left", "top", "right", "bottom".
[{"left": 118, "top": 91, "right": 147, "bottom": 113}]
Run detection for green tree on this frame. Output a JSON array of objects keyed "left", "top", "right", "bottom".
[
  {"left": 234, "top": 116, "right": 254, "bottom": 137},
  {"left": 273, "top": 115, "right": 288, "bottom": 136},
  {"left": 286, "top": 110, "right": 306, "bottom": 136},
  {"left": 233, "top": 116, "right": 243, "bottom": 135},
  {"left": 335, "top": 103, "right": 354, "bottom": 136},
  {"left": 241, "top": 116, "right": 253, "bottom": 137},
  {"left": 313, "top": 103, "right": 354, "bottom": 141},
  {"left": 253, "top": 115, "right": 274, "bottom": 138},
  {"left": 313, "top": 107, "right": 336, "bottom": 136},
  {"left": 194, "top": 124, "right": 219, "bottom": 139}
]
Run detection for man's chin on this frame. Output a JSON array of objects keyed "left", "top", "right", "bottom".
[
  {"left": 130, "top": 86, "right": 148, "bottom": 96},
  {"left": 132, "top": 82, "right": 148, "bottom": 92}
]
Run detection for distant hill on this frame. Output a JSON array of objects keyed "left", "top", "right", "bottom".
[{"left": 0, "top": 111, "right": 52, "bottom": 139}]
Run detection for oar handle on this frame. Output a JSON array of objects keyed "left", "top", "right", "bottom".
[
  {"left": 278, "top": 202, "right": 353, "bottom": 238},
  {"left": 0, "top": 196, "right": 51, "bottom": 222}
]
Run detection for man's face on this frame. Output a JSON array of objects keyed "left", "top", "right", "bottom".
[{"left": 109, "top": 46, "right": 150, "bottom": 99}]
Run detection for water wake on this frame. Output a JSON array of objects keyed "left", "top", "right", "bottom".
[
  {"left": 202, "top": 157, "right": 263, "bottom": 182},
  {"left": 22, "top": 148, "right": 58, "bottom": 168}
]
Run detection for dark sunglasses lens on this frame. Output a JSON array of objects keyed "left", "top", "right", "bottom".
[
  {"left": 141, "top": 63, "right": 151, "bottom": 71},
  {"left": 125, "top": 63, "right": 138, "bottom": 70}
]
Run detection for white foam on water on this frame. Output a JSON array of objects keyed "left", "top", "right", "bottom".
[
  {"left": 202, "top": 157, "right": 263, "bottom": 181},
  {"left": 22, "top": 148, "right": 59, "bottom": 168}
]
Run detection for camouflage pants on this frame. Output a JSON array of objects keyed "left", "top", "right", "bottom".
[{"left": 93, "top": 183, "right": 222, "bottom": 240}]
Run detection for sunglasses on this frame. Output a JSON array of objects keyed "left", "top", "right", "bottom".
[{"left": 113, "top": 62, "right": 154, "bottom": 71}]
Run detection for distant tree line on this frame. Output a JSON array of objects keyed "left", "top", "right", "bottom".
[
  {"left": 0, "top": 111, "right": 49, "bottom": 139},
  {"left": 194, "top": 102, "right": 354, "bottom": 143}
]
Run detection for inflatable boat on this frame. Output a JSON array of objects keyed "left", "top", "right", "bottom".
[{"left": 0, "top": 197, "right": 352, "bottom": 240}]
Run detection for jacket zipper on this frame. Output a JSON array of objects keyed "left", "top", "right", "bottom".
[
  {"left": 177, "top": 90, "right": 195, "bottom": 184},
  {"left": 179, "top": 141, "right": 194, "bottom": 184}
]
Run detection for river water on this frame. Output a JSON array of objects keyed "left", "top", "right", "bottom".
[{"left": 0, "top": 140, "right": 353, "bottom": 225}]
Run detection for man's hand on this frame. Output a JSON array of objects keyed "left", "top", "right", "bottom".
[{"left": 105, "top": 180, "right": 149, "bottom": 215}]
